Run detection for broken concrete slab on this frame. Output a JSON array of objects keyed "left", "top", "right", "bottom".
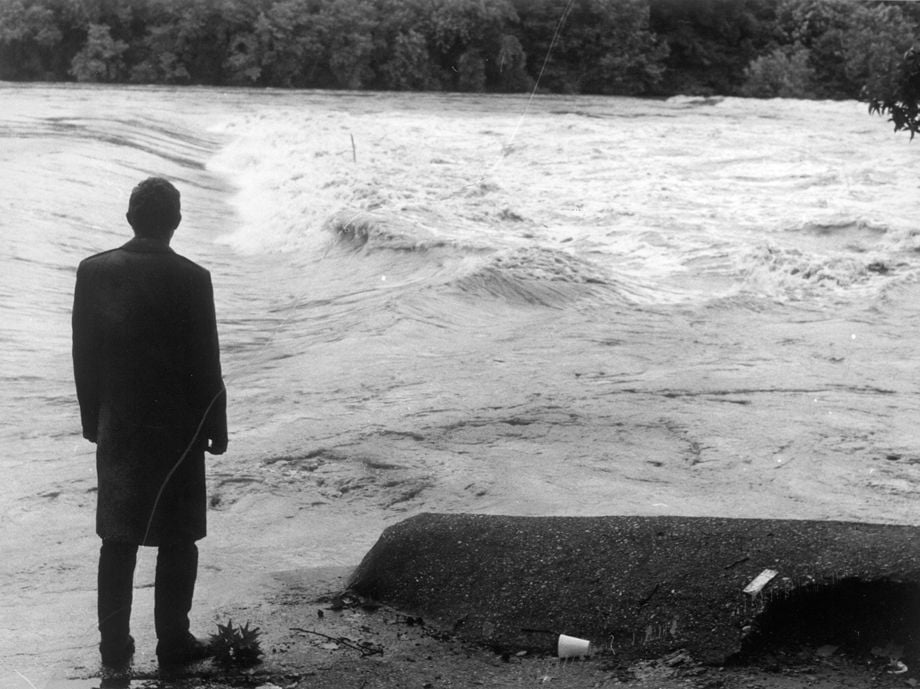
[{"left": 348, "top": 513, "right": 920, "bottom": 663}]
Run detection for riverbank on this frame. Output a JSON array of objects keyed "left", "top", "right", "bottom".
[
  {"left": 47, "top": 513, "right": 920, "bottom": 689},
  {"left": 51, "top": 564, "right": 914, "bottom": 689}
]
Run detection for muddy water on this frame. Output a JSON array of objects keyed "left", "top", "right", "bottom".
[{"left": 2, "top": 84, "right": 920, "bottom": 685}]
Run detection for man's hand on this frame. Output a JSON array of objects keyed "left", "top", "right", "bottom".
[{"left": 206, "top": 436, "right": 228, "bottom": 455}]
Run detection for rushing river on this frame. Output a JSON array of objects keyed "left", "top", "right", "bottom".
[{"left": 2, "top": 83, "right": 920, "bottom": 684}]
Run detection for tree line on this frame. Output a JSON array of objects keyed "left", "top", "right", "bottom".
[{"left": 0, "top": 0, "right": 917, "bottom": 102}]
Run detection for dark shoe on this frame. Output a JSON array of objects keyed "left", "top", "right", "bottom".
[
  {"left": 156, "top": 632, "right": 212, "bottom": 665},
  {"left": 100, "top": 634, "right": 135, "bottom": 667}
]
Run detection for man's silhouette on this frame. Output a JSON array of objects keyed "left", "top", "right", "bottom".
[{"left": 73, "top": 177, "right": 227, "bottom": 667}]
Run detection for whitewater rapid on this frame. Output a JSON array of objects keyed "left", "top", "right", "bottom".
[{"left": 2, "top": 84, "right": 920, "bottom": 684}]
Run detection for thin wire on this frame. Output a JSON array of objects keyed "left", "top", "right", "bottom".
[
  {"left": 90, "top": 0, "right": 579, "bottom": 660},
  {"left": 141, "top": 383, "right": 227, "bottom": 546},
  {"left": 483, "top": 0, "right": 576, "bottom": 178},
  {"left": 12, "top": 670, "right": 37, "bottom": 689},
  {"left": 91, "top": 383, "right": 228, "bottom": 636}
]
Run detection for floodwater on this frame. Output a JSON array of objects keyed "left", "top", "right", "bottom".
[{"left": 2, "top": 84, "right": 920, "bottom": 686}]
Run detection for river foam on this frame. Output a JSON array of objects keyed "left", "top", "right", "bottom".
[{"left": 3, "top": 85, "right": 920, "bottom": 682}]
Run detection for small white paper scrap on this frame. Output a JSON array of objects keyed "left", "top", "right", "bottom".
[{"left": 743, "top": 569, "right": 778, "bottom": 595}]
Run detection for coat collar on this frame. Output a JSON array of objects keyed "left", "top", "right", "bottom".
[{"left": 121, "top": 236, "right": 175, "bottom": 254}]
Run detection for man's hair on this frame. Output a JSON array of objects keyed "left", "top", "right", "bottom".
[{"left": 127, "top": 177, "right": 181, "bottom": 238}]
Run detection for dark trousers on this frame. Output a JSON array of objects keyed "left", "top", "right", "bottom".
[{"left": 98, "top": 540, "right": 198, "bottom": 645}]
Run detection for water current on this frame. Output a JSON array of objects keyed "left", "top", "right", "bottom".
[{"left": 2, "top": 83, "right": 920, "bottom": 684}]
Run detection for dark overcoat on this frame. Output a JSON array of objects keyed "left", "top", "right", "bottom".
[{"left": 72, "top": 236, "right": 227, "bottom": 546}]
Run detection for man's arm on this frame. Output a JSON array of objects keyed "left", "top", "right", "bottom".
[
  {"left": 72, "top": 263, "right": 100, "bottom": 442},
  {"left": 192, "top": 271, "right": 227, "bottom": 455}
]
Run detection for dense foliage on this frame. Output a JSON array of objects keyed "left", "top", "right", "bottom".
[{"left": 0, "top": 0, "right": 917, "bottom": 101}]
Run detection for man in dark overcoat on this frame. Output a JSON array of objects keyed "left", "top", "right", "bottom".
[{"left": 72, "top": 177, "right": 228, "bottom": 667}]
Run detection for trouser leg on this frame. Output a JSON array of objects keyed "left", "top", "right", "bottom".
[
  {"left": 98, "top": 540, "right": 138, "bottom": 644},
  {"left": 154, "top": 541, "right": 198, "bottom": 643}
]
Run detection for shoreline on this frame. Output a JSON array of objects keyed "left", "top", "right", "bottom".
[
  {"left": 42, "top": 514, "right": 920, "bottom": 689},
  {"left": 47, "top": 566, "right": 914, "bottom": 689}
]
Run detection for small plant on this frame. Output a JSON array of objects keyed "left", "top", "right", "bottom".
[{"left": 209, "top": 619, "right": 263, "bottom": 667}]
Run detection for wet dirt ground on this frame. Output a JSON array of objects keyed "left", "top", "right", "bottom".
[{"left": 38, "top": 565, "right": 917, "bottom": 689}]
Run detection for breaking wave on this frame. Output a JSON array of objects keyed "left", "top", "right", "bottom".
[{"left": 449, "top": 246, "right": 639, "bottom": 308}]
